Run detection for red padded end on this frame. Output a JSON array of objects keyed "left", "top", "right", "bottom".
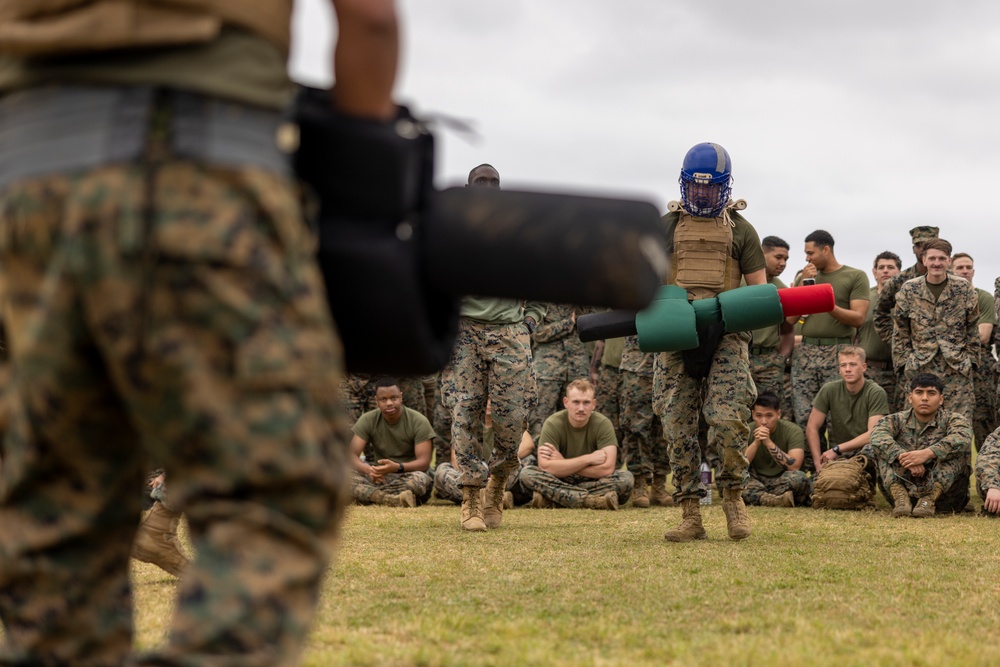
[{"left": 777, "top": 284, "right": 835, "bottom": 317}]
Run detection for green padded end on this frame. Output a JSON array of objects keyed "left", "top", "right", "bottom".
[
  {"left": 635, "top": 286, "right": 699, "bottom": 352},
  {"left": 717, "top": 283, "right": 783, "bottom": 333}
]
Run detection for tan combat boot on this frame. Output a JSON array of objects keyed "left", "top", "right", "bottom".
[
  {"left": 759, "top": 491, "right": 795, "bottom": 507},
  {"left": 482, "top": 475, "right": 508, "bottom": 529},
  {"left": 722, "top": 488, "right": 752, "bottom": 540},
  {"left": 530, "top": 491, "right": 552, "bottom": 509},
  {"left": 631, "top": 477, "right": 650, "bottom": 508},
  {"left": 461, "top": 485, "right": 487, "bottom": 531},
  {"left": 650, "top": 475, "right": 675, "bottom": 507},
  {"left": 911, "top": 483, "right": 943, "bottom": 518},
  {"left": 889, "top": 483, "right": 913, "bottom": 518},
  {"left": 664, "top": 498, "right": 707, "bottom": 542},
  {"left": 370, "top": 489, "right": 416, "bottom": 507},
  {"left": 503, "top": 491, "right": 515, "bottom": 510},
  {"left": 132, "top": 502, "right": 189, "bottom": 577},
  {"left": 583, "top": 492, "right": 618, "bottom": 510}
]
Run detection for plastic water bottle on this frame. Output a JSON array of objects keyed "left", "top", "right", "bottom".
[{"left": 700, "top": 462, "right": 713, "bottom": 505}]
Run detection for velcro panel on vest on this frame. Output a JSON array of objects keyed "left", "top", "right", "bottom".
[
  {"left": 777, "top": 283, "right": 836, "bottom": 318},
  {"left": 636, "top": 285, "right": 699, "bottom": 352},
  {"left": 717, "top": 284, "right": 784, "bottom": 333},
  {"left": 576, "top": 310, "right": 638, "bottom": 343}
]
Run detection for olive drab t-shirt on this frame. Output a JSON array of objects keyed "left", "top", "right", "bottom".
[
  {"left": 857, "top": 286, "right": 892, "bottom": 362},
  {"left": 539, "top": 410, "right": 617, "bottom": 461},
  {"left": 812, "top": 379, "right": 889, "bottom": 448},
  {"left": 0, "top": 27, "right": 292, "bottom": 109},
  {"left": 798, "top": 265, "right": 870, "bottom": 339},
  {"left": 748, "top": 276, "right": 788, "bottom": 349},
  {"left": 748, "top": 419, "right": 804, "bottom": 478},
  {"left": 352, "top": 406, "right": 436, "bottom": 464},
  {"left": 976, "top": 288, "right": 997, "bottom": 327}
]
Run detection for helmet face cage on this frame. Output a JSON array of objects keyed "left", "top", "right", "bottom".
[{"left": 678, "top": 142, "right": 733, "bottom": 218}]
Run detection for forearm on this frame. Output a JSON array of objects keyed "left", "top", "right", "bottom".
[
  {"left": 830, "top": 305, "right": 865, "bottom": 329},
  {"left": 763, "top": 440, "right": 799, "bottom": 469},
  {"left": 540, "top": 456, "right": 592, "bottom": 478},
  {"left": 532, "top": 317, "right": 576, "bottom": 343},
  {"left": 332, "top": 0, "right": 399, "bottom": 119},
  {"left": 837, "top": 431, "right": 873, "bottom": 454},
  {"left": 806, "top": 426, "right": 823, "bottom": 464}
]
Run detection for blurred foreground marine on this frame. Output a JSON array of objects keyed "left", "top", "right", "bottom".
[
  {"left": 0, "top": 0, "right": 398, "bottom": 665},
  {"left": 652, "top": 142, "right": 766, "bottom": 542}
]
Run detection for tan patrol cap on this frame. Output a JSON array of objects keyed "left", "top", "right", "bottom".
[{"left": 909, "top": 226, "right": 939, "bottom": 243}]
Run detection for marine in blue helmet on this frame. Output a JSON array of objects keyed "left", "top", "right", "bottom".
[{"left": 652, "top": 142, "right": 768, "bottom": 542}]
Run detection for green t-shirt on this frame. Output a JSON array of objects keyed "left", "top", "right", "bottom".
[
  {"left": 460, "top": 296, "right": 546, "bottom": 325},
  {"left": 749, "top": 275, "right": 788, "bottom": 349},
  {"left": 0, "top": 27, "right": 291, "bottom": 109},
  {"left": 799, "top": 265, "right": 870, "bottom": 339},
  {"left": 602, "top": 337, "right": 625, "bottom": 369},
  {"left": 977, "top": 287, "right": 997, "bottom": 326},
  {"left": 539, "top": 410, "right": 617, "bottom": 460},
  {"left": 352, "top": 407, "right": 436, "bottom": 463},
  {"left": 857, "top": 286, "right": 892, "bottom": 362},
  {"left": 812, "top": 379, "right": 889, "bottom": 448},
  {"left": 748, "top": 419, "right": 804, "bottom": 478},
  {"left": 660, "top": 210, "right": 767, "bottom": 278}
]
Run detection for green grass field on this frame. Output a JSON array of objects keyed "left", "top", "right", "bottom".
[{"left": 130, "top": 493, "right": 1000, "bottom": 667}]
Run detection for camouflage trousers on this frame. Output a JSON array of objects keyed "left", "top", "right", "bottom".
[
  {"left": 654, "top": 333, "right": 754, "bottom": 500},
  {"left": 351, "top": 470, "right": 433, "bottom": 505},
  {"left": 519, "top": 466, "right": 634, "bottom": 508},
  {"left": 431, "top": 375, "right": 453, "bottom": 469},
  {"left": 434, "top": 455, "right": 535, "bottom": 506},
  {"left": 750, "top": 348, "right": 787, "bottom": 408},
  {"left": 791, "top": 342, "right": 849, "bottom": 433},
  {"left": 973, "top": 353, "right": 998, "bottom": 451},
  {"left": 864, "top": 363, "right": 897, "bottom": 414},
  {"left": 904, "top": 354, "right": 975, "bottom": 427},
  {"left": 743, "top": 469, "right": 812, "bottom": 506},
  {"left": 875, "top": 455, "right": 971, "bottom": 513},
  {"left": 439, "top": 319, "right": 532, "bottom": 487},
  {"left": 0, "top": 161, "right": 348, "bottom": 666},
  {"left": 620, "top": 369, "right": 669, "bottom": 484},
  {"left": 596, "top": 363, "right": 623, "bottom": 447}
]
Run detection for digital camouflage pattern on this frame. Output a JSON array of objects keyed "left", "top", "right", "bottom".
[
  {"left": 653, "top": 332, "right": 754, "bottom": 500},
  {"left": 869, "top": 408, "right": 972, "bottom": 512},
  {"left": 0, "top": 161, "right": 349, "bottom": 666},
  {"left": 742, "top": 469, "right": 811, "bottom": 506},
  {"left": 873, "top": 265, "right": 922, "bottom": 353},
  {"left": 975, "top": 426, "right": 1000, "bottom": 508},
  {"left": 596, "top": 363, "right": 623, "bottom": 452},
  {"left": 750, "top": 347, "right": 786, "bottom": 407},
  {"left": 619, "top": 359, "right": 669, "bottom": 487},
  {"left": 529, "top": 303, "right": 592, "bottom": 440},
  {"left": 439, "top": 319, "right": 532, "bottom": 488},
  {"left": 893, "top": 275, "right": 979, "bottom": 425},
  {"left": 973, "top": 343, "right": 998, "bottom": 450},
  {"left": 518, "top": 466, "right": 633, "bottom": 508},
  {"left": 864, "top": 364, "right": 897, "bottom": 414},
  {"left": 434, "top": 456, "right": 534, "bottom": 506},
  {"left": 351, "top": 470, "right": 433, "bottom": 505}
]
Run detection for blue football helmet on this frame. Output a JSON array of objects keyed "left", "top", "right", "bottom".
[{"left": 679, "top": 142, "right": 732, "bottom": 218}]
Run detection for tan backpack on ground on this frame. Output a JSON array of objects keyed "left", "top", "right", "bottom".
[{"left": 812, "top": 454, "right": 874, "bottom": 510}]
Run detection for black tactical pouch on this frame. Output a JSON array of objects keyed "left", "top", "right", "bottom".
[{"left": 681, "top": 320, "right": 726, "bottom": 379}]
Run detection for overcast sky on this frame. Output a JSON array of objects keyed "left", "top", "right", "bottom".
[{"left": 290, "top": 0, "right": 1000, "bottom": 293}]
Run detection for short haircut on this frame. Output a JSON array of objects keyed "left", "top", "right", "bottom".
[
  {"left": 838, "top": 346, "right": 867, "bottom": 363},
  {"left": 922, "top": 238, "right": 952, "bottom": 257},
  {"left": 910, "top": 373, "right": 944, "bottom": 393},
  {"left": 753, "top": 391, "right": 782, "bottom": 411},
  {"left": 761, "top": 235, "right": 790, "bottom": 252},
  {"left": 468, "top": 163, "right": 497, "bottom": 183},
  {"left": 565, "top": 378, "right": 595, "bottom": 396},
  {"left": 373, "top": 376, "right": 400, "bottom": 391},
  {"left": 805, "top": 229, "right": 835, "bottom": 248},
  {"left": 873, "top": 250, "right": 902, "bottom": 270},
  {"left": 952, "top": 252, "right": 973, "bottom": 264}
]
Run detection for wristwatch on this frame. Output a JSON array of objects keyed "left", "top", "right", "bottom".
[
  {"left": 397, "top": 462, "right": 405, "bottom": 474},
  {"left": 833, "top": 445, "right": 842, "bottom": 455}
]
